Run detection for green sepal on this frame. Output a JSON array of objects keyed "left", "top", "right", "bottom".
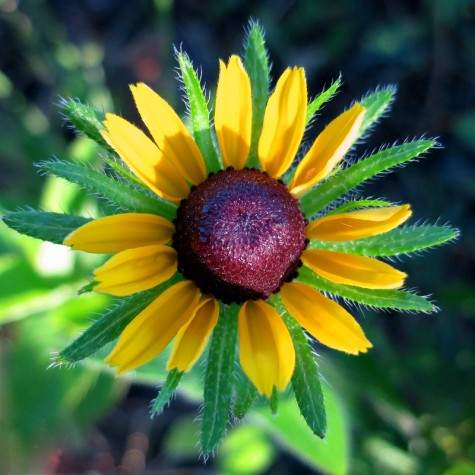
[
  {"left": 60, "top": 98, "right": 115, "bottom": 155},
  {"left": 151, "top": 369, "right": 184, "bottom": 417},
  {"left": 358, "top": 85, "right": 397, "bottom": 137},
  {"left": 268, "top": 387, "right": 279, "bottom": 415},
  {"left": 2, "top": 210, "right": 91, "bottom": 244},
  {"left": 38, "top": 160, "right": 177, "bottom": 221},
  {"left": 300, "top": 139, "right": 435, "bottom": 217},
  {"left": 326, "top": 199, "right": 391, "bottom": 216},
  {"left": 308, "top": 225, "right": 460, "bottom": 256},
  {"left": 78, "top": 281, "right": 97, "bottom": 295},
  {"left": 296, "top": 267, "right": 435, "bottom": 312},
  {"left": 270, "top": 295, "right": 326, "bottom": 438},
  {"left": 282, "top": 77, "right": 343, "bottom": 183},
  {"left": 104, "top": 157, "right": 148, "bottom": 189},
  {"left": 306, "top": 77, "right": 342, "bottom": 126},
  {"left": 244, "top": 20, "right": 270, "bottom": 168},
  {"left": 176, "top": 51, "right": 222, "bottom": 173},
  {"left": 201, "top": 302, "right": 239, "bottom": 453},
  {"left": 57, "top": 273, "right": 183, "bottom": 364},
  {"left": 232, "top": 365, "right": 258, "bottom": 419}
]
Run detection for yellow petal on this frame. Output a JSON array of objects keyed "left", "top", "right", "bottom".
[
  {"left": 94, "top": 245, "right": 177, "bottom": 296},
  {"left": 302, "top": 250, "right": 406, "bottom": 289},
  {"left": 130, "top": 83, "right": 206, "bottom": 185},
  {"left": 215, "top": 56, "right": 252, "bottom": 170},
  {"left": 102, "top": 113, "right": 189, "bottom": 203},
  {"left": 167, "top": 297, "right": 219, "bottom": 372},
  {"left": 258, "top": 67, "right": 307, "bottom": 178},
  {"left": 105, "top": 280, "right": 201, "bottom": 374},
  {"left": 238, "top": 300, "right": 295, "bottom": 397},
  {"left": 289, "top": 104, "right": 365, "bottom": 197},
  {"left": 306, "top": 205, "right": 412, "bottom": 241},
  {"left": 280, "top": 282, "right": 372, "bottom": 354},
  {"left": 64, "top": 213, "right": 174, "bottom": 254}
]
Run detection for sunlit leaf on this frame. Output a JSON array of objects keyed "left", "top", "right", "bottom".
[
  {"left": 39, "top": 160, "right": 177, "bottom": 221},
  {"left": 2, "top": 210, "right": 90, "bottom": 244}
]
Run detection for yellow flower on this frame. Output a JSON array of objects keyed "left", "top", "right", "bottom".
[{"left": 64, "top": 55, "right": 412, "bottom": 397}]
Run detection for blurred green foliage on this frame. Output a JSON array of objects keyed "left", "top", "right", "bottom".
[{"left": 1, "top": 0, "right": 474, "bottom": 473}]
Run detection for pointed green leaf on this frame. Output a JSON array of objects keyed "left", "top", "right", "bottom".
[
  {"left": 358, "top": 85, "right": 397, "bottom": 136},
  {"left": 327, "top": 199, "right": 391, "bottom": 215},
  {"left": 57, "top": 273, "right": 183, "bottom": 364},
  {"left": 2, "top": 210, "right": 91, "bottom": 244},
  {"left": 176, "top": 51, "right": 221, "bottom": 173},
  {"left": 233, "top": 365, "right": 258, "bottom": 419},
  {"left": 201, "top": 302, "right": 239, "bottom": 453},
  {"left": 244, "top": 21, "right": 270, "bottom": 168},
  {"left": 104, "top": 157, "right": 148, "bottom": 189},
  {"left": 308, "top": 225, "right": 460, "bottom": 256},
  {"left": 305, "top": 77, "right": 342, "bottom": 126},
  {"left": 61, "top": 98, "right": 116, "bottom": 154},
  {"left": 39, "top": 160, "right": 177, "bottom": 221},
  {"left": 300, "top": 139, "right": 435, "bottom": 217},
  {"left": 268, "top": 387, "right": 279, "bottom": 415},
  {"left": 151, "top": 369, "right": 184, "bottom": 417},
  {"left": 296, "top": 267, "right": 435, "bottom": 311},
  {"left": 270, "top": 295, "right": 326, "bottom": 438},
  {"left": 78, "top": 281, "right": 97, "bottom": 294}
]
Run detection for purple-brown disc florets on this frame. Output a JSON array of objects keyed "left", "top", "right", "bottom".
[{"left": 173, "top": 168, "right": 307, "bottom": 303}]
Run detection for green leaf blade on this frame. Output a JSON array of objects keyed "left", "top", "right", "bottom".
[
  {"left": 358, "top": 85, "right": 397, "bottom": 137},
  {"left": 305, "top": 77, "right": 342, "bottom": 126},
  {"left": 176, "top": 51, "right": 221, "bottom": 173},
  {"left": 326, "top": 199, "right": 392, "bottom": 216},
  {"left": 2, "top": 210, "right": 91, "bottom": 244},
  {"left": 297, "top": 267, "right": 434, "bottom": 312},
  {"left": 151, "top": 369, "right": 184, "bottom": 417},
  {"left": 271, "top": 295, "right": 326, "bottom": 438},
  {"left": 300, "top": 139, "right": 436, "bottom": 217},
  {"left": 232, "top": 365, "right": 258, "bottom": 419},
  {"left": 104, "top": 157, "right": 149, "bottom": 189},
  {"left": 244, "top": 21, "right": 270, "bottom": 168},
  {"left": 308, "top": 225, "right": 460, "bottom": 256},
  {"left": 39, "top": 160, "right": 177, "bottom": 221},
  {"left": 57, "top": 274, "right": 183, "bottom": 364},
  {"left": 61, "top": 99, "right": 115, "bottom": 154},
  {"left": 201, "top": 302, "right": 239, "bottom": 453}
]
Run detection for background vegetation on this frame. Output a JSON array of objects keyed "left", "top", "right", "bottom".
[{"left": 1, "top": 0, "right": 474, "bottom": 474}]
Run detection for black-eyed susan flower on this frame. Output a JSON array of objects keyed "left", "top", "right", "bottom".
[
  {"left": 61, "top": 59, "right": 411, "bottom": 396},
  {"left": 2, "top": 22, "right": 458, "bottom": 452}
]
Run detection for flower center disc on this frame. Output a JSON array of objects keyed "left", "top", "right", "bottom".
[{"left": 173, "top": 168, "right": 307, "bottom": 303}]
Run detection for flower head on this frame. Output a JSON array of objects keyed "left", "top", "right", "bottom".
[{"left": 63, "top": 52, "right": 415, "bottom": 397}]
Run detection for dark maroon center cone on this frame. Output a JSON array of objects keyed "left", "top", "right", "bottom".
[{"left": 173, "top": 168, "right": 307, "bottom": 303}]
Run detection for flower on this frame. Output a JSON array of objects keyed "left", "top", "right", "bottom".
[{"left": 64, "top": 55, "right": 413, "bottom": 397}]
